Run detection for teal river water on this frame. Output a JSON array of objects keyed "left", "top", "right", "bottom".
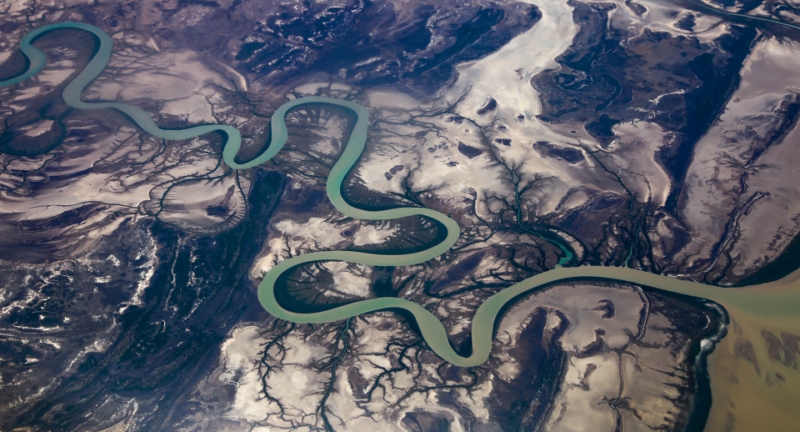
[{"left": 3, "top": 22, "right": 799, "bottom": 368}]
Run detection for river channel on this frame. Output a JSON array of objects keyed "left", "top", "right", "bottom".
[{"left": 2, "top": 22, "right": 798, "bottom": 369}]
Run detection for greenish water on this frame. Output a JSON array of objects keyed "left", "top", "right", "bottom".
[{"left": 3, "top": 22, "right": 798, "bottom": 368}]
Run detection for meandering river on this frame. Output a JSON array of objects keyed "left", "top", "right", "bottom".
[{"left": 2, "top": 22, "right": 798, "bottom": 369}]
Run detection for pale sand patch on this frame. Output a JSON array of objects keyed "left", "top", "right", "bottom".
[
  {"left": 351, "top": 0, "right": 643, "bottom": 220},
  {"left": 605, "top": 0, "right": 728, "bottom": 42},
  {"left": 730, "top": 121, "right": 800, "bottom": 276},
  {"left": 322, "top": 262, "right": 372, "bottom": 297},
  {"left": 607, "top": 121, "right": 672, "bottom": 206},
  {"left": 250, "top": 237, "right": 285, "bottom": 279},
  {"left": 676, "top": 37, "right": 800, "bottom": 272},
  {"left": 85, "top": 50, "right": 233, "bottom": 103},
  {"left": 21, "top": 119, "right": 55, "bottom": 137},
  {"left": 352, "top": 223, "right": 398, "bottom": 246},
  {"left": 162, "top": 93, "right": 216, "bottom": 124},
  {"left": 545, "top": 353, "right": 619, "bottom": 432},
  {"left": 218, "top": 326, "right": 272, "bottom": 422},
  {"left": 368, "top": 90, "right": 420, "bottom": 110},
  {"left": 274, "top": 217, "right": 344, "bottom": 249},
  {"left": 219, "top": 327, "right": 330, "bottom": 423}
]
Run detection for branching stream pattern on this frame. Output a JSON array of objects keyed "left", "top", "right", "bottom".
[{"left": 3, "top": 22, "right": 799, "bottom": 368}]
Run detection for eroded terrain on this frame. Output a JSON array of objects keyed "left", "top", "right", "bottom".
[{"left": 1, "top": 0, "right": 799, "bottom": 430}]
